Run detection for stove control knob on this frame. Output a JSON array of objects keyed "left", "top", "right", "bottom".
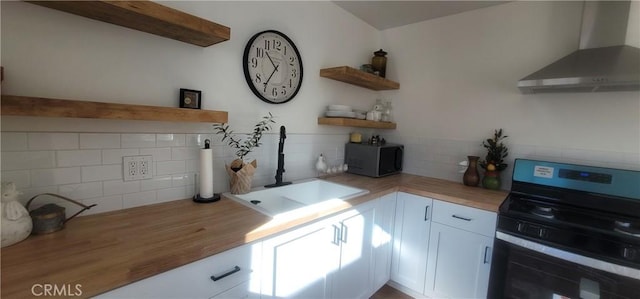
[
  {"left": 622, "top": 247, "right": 637, "bottom": 260},
  {"left": 517, "top": 222, "right": 526, "bottom": 232}
]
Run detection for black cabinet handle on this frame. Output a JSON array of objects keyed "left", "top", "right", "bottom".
[
  {"left": 424, "top": 205, "right": 430, "bottom": 221},
  {"left": 483, "top": 246, "right": 491, "bottom": 264},
  {"left": 340, "top": 223, "right": 348, "bottom": 243},
  {"left": 332, "top": 224, "right": 341, "bottom": 246},
  {"left": 210, "top": 266, "right": 241, "bottom": 281},
  {"left": 452, "top": 214, "right": 472, "bottom": 221}
]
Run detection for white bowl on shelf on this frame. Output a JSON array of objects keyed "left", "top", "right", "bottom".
[
  {"left": 353, "top": 110, "right": 367, "bottom": 119},
  {"left": 325, "top": 110, "right": 356, "bottom": 118},
  {"left": 327, "top": 104, "right": 352, "bottom": 111}
]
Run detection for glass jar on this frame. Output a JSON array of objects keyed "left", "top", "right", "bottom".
[
  {"left": 372, "top": 99, "right": 384, "bottom": 121},
  {"left": 371, "top": 49, "right": 387, "bottom": 78},
  {"left": 381, "top": 100, "right": 393, "bottom": 122}
]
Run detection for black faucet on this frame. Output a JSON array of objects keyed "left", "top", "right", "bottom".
[{"left": 265, "top": 126, "right": 292, "bottom": 188}]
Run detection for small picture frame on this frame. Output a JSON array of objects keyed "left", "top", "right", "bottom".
[{"left": 179, "top": 88, "right": 201, "bottom": 109}]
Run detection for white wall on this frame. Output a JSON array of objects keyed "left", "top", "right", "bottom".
[
  {"left": 380, "top": 1, "right": 640, "bottom": 186},
  {"left": 2, "top": 1, "right": 639, "bottom": 212},
  {"left": 627, "top": 0, "right": 640, "bottom": 47},
  {"left": 1, "top": 1, "right": 381, "bottom": 133},
  {"left": 0, "top": 1, "right": 381, "bottom": 214}
]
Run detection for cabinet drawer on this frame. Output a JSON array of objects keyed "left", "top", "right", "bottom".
[
  {"left": 209, "top": 280, "right": 260, "bottom": 299},
  {"left": 432, "top": 200, "right": 496, "bottom": 237},
  {"left": 98, "top": 242, "right": 261, "bottom": 299}
]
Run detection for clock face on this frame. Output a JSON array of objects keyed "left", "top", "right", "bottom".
[{"left": 243, "top": 30, "right": 303, "bottom": 104}]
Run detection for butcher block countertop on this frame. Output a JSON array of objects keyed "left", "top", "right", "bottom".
[{"left": 0, "top": 173, "right": 507, "bottom": 298}]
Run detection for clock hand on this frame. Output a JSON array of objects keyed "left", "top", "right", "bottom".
[
  {"left": 263, "top": 67, "right": 277, "bottom": 92},
  {"left": 265, "top": 52, "right": 279, "bottom": 72}
]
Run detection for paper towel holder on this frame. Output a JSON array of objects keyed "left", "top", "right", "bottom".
[
  {"left": 193, "top": 172, "right": 221, "bottom": 203},
  {"left": 193, "top": 193, "right": 220, "bottom": 203},
  {"left": 193, "top": 139, "right": 221, "bottom": 203}
]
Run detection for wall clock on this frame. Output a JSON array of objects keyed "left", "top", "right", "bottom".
[{"left": 243, "top": 30, "right": 303, "bottom": 104}]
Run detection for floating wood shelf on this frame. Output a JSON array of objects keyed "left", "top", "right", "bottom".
[
  {"left": 318, "top": 117, "right": 396, "bottom": 129},
  {"left": 1, "top": 95, "right": 228, "bottom": 123},
  {"left": 27, "top": 0, "right": 230, "bottom": 47},
  {"left": 320, "top": 66, "right": 400, "bottom": 91}
]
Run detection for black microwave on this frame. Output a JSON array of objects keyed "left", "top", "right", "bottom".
[{"left": 345, "top": 143, "right": 403, "bottom": 177}]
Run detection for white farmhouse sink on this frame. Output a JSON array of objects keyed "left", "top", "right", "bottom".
[{"left": 224, "top": 179, "right": 369, "bottom": 217}]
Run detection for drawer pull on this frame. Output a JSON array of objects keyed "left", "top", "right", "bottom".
[
  {"left": 211, "top": 266, "right": 241, "bottom": 281},
  {"left": 452, "top": 214, "right": 472, "bottom": 221}
]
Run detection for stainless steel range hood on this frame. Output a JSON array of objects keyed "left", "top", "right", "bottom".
[{"left": 518, "top": 1, "right": 640, "bottom": 93}]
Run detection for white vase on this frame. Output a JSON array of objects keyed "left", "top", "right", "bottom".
[{"left": 1, "top": 182, "right": 32, "bottom": 247}]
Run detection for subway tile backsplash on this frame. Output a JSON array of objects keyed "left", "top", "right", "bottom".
[
  {"left": 390, "top": 135, "right": 640, "bottom": 191},
  {"left": 80, "top": 133, "right": 121, "bottom": 149},
  {"left": 1, "top": 132, "right": 348, "bottom": 216},
  {"left": 121, "top": 133, "right": 156, "bottom": 148},
  {"left": 28, "top": 132, "right": 79, "bottom": 150},
  {"left": 3, "top": 131, "right": 637, "bottom": 216}
]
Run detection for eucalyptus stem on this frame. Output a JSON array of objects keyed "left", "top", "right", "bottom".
[{"left": 212, "top": 112, "right": 276, "bottom": 161}]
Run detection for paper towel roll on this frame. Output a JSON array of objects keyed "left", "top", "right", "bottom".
[{"left": 199, "top": 148, "right": 214, "bottom": 198}]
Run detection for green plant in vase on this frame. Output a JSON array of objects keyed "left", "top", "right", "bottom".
[
  {"left": 479, "top": 129, "right": 508, "bottom": 190},
  {"left": 212, "top": 112, "right": 275, "bottom": 194}
]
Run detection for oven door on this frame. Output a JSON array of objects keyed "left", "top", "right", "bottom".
[{"left": 488, "top": 232, "right": 640, "bottom": 299}]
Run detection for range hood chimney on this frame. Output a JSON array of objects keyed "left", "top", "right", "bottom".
[{"left": 518, "top": 1, "right": 640, "bottom": 93}]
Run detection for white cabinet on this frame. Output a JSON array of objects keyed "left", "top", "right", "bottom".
[
  {"left": 261, "top": 198, "right": 386, "bottom": 299},
  {"left": 424, "top": 200, "right": 497, "bottom": 299},
  {"left": 96, "top": 242, "right": 262, "bottom": 299},
  {"left": 371, "top": 193, "right": 397, "bottom": 292},
  {"left": 390, "top": 193, "right": 497, "bottom": 299},
  {"left": 390, "top": 192, "right": 433, "bottom": 293},
  {"left": 261, "top": 216, "right": 339, "bottom": 299},
  {"left": 424, "top": 223, "right": 494, "bottom": 299},
  {"left": 331, "top": 203, "right": 376, "bottom": 299}
]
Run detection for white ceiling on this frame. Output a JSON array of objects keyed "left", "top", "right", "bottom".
[{"left": 333, "top": 1, "right": 510, "bottom": 30}]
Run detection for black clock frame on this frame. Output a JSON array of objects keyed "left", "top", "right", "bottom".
[{"left": 242, "top": 30, "right": 303, "bottom": 104}]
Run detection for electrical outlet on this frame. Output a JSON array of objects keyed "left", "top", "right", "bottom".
[
  {"left": 123, "top": 155, "right": 153, "bottom": 181},
  {"left": 128, "top": 160, "right": 137, "bottom": 177},
  {"left": 139, "top": 160, "right": 149, "bottom": 176}
]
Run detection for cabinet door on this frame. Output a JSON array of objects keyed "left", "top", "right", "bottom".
[
  {"left": 372, "top": 193, "right": 397, "bottom": 291},
  {"left": 425, "top": 222, "right": 493, "bottom": 299},
  {"left": 331, "top": 204, "right": 376, "bottom": 299},
  {"left": 390, "top": 192, "right": 432, "bottom": 293},
  {"left": 261, "top": 218, "right": 340, "bottom": 299}
]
